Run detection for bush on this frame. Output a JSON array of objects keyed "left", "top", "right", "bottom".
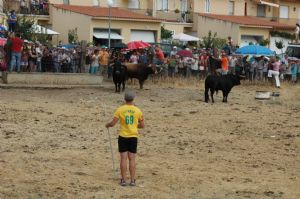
[{"left": 270, "top": 30, "right": 295, "bottom": 40}]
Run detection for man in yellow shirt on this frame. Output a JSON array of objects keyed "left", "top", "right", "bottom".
[
  {"left": 99, "top": 48, "right": 109, "bottom": 76},
  {"left": 105, "top": 90, "right": 144, "bottom": 186}
]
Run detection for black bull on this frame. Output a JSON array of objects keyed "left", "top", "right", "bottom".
[
  {"left": 205, "top": 74, "right": 241, "bottom": 103},
  {"left": 112, "top": 63, "right": 157, "bottom": 91}
]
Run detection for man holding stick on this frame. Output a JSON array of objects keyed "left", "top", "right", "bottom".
[{"left": 105, "top": 90, "right": 144, "bottom": 186}]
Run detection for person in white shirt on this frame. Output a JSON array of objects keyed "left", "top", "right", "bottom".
[
  {"left": 190, "top": 56, "right": 199, "bottom": 77},
  {"left": 295, "top": 23, "right": 300, "bottom": 44},
  {"left": 170, "top": 46, "right": 177, "bottom": 57}
]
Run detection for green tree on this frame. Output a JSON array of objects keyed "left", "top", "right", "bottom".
[
  {"left": 161, "top": 25, "right": 173, "bottom": 40},
  {"left": 200, "top": 31, "right": 226, "bottom": 49},
  {"left": 259, "top": 39, "right": 270, "bottom": 46},
  {"left": 275, "top": 40, "right": 285, "bottom": 55},
  {"left": 68, "top": 28, "right": 79, "bottom": 44},
  {"left": 14, "top": 16, "right": 50, "bottom": 44},
  {"left": 15, "top": 16, "right": 35, "bottom": 40}
]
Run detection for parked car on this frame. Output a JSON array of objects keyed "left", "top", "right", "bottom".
[
  {"left": 151, "top": 43, "right": 182, "bottom": 57},
  {"left": 285, "top": 44, "right": 300, "bottom": 59}
]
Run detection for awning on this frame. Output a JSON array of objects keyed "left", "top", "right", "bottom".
[
  {"left": 261, "top": 1, "right": 279, "bottom": 8},
  {"left": 93, "top": 31, "right": 124, "bottom": 40},
  {"left": 172, "top": 33, "right": 200, "bottom": 42},
  {"left": 33, "top": 25, "right": 60, "bottom": 35},
  {"left": 255, "top": 0, "right": 279, "bottom": 8},
  {"left": 130, "top": 30, "right": 155, "bottom": 43}
]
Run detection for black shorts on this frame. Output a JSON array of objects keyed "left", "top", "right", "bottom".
[{"left": 118, "top": 136, "right": 138, "bottom": 153}]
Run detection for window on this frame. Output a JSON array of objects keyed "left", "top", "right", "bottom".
[
  {"left": 257, "top": 4, "right": 266, "bottom": 17},
  {"left": 228, "top": 1, "right": 234, "bottom": 15},
  {"left": 63, "top": 0, "right": 69, "bottom": 5},
  {"left": 280, "top": 6, "right": 289, "bottom": 19},
  {"left": 128, "top": 0, "right": 140, "bottom": 9},
  {"left": 93, "top": 0, "right": 100, "bottom": 6},
  {"left": 205, "top": 0, "right": 211, "bottom": 13},
  {"left": 156, "top": 0, "right": 168, "bottom": 11},
  {"left": 180, "top": 0, "right": 188, "bottom": 13}
]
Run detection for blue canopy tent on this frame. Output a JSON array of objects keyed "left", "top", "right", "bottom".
[{"left": 235, "top": 45, "right": 275, "bottom": 56}]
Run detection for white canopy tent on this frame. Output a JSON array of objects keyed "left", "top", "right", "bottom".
[
  {"left": 172, "top": 33, "right": 200, "bottom": 42},
  {"left": 33, "top": 25, "right": 60, "bottom": 35}
]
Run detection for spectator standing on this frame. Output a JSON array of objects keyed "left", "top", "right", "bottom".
[
  {"left": 28, "top": 46, "right": 37, "bottom": 72},
  {"left": 60, "top": 50, "right": 70, "bottom": 73},
  {"left": 257, "top": 56, "right": 265, "bottom": 81},
  {"left": 167, "top": 55, "right": 176, "bottom": 77},
  {"left": 0, "top": 23, "right": 7, "bottom": 38},
  {"left": 285, "top": 60, "right": 292, "bottom": 81},
  {"left": 85, "top": 50, "right": 91, "bottom": 73},
  {"left": 154, "top": 45, "right": 164, "bottom": 66},
  {"left": 20, "top": 0, "right": 28, "bottom": 14},
  {"left": 138, "top": 50, "right": 148, "bottom": 64},
  {"left": 41, "top": 50, "right": 53, "bottom": 72},
  {"left": 190, "top": 56, "right": 199, "bottom": 77},
  {"left": 21, "top": 47, "right": 29, "bottom": 72},
  {"left": 229, "top": 55, "right": 237, "bottom": 74},
  {"left": 235, "top": 56, "right": 243, "bottom": 76},
  {"left": 199, "top": 51, "right": 208, "bottom": 79},
  {"left": 170, "top": 46, "right": 177, "bottom": 57},
  {"left": 249, "top": 58, "right": 257, "bottom": 81},
  {"left": 7, "top": 10, "right": 17, "bottom": 32},
  {"left": 52, "top": 49, "right": 60, "bottom": 72},
  {"left": 291, "top": 60, "right": 299, "bottom": 83},
  {"left": 262, "top": 57, "right": 269, "bottom": 81},
  {"left": 91, "top": 49, "right": 100, "bottom": 74},
  {"left": 36, "top": 51, "right": 43, "bottom": 72},
  {"left": 9, "top": 33, "right": 23, "bottom": 72},
  {"left": 129, "top": 51, "right": 138, "bottom": 64},
  {"left": 100, "top": 48, "right": 109, "bottom": 75},
  {"left": 177, "top": 56, "right": 185, "bottom": 77},
  {"left": 220, "top": 52, "right": 229, "bottom": 75},
  {"left": 39, "top": 0, "right": 44, "bottom": 14}
]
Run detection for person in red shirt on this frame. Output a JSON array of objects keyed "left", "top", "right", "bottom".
[
  {"left": 154, "top": 45, "right": 164, "bottom": 65},
  {"left": 9, "top": 33, "right": 23, "bottom": 72}
]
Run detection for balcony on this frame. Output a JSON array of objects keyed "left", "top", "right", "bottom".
[
  {"left": 127, "top": 8, "right": 193, "bottom": 23},
  {"left": 3, "top": 0, "right": 49, "bottom": 16}
]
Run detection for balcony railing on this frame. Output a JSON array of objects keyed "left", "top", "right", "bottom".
[
  {"left": 127, "top": 8, "right": 193, "bottom": 23},
  {"left": 4, "top": 0, "right": 49, "bottom": 15}
]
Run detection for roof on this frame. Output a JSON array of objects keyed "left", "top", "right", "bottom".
[
  {"left": 52, "top": 4, "right": 161, "bottom": 22},
  {"left": 198, "top": 13, "right": 294, "bottom": 29}
]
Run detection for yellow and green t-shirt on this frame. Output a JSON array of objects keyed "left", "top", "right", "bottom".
[{"left": 114, "top": 104, "right": 143, "bottom": 138}]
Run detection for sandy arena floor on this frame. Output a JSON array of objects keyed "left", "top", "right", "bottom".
[{"left": 0, "top": 79, "right": 299, "bottom": 199}]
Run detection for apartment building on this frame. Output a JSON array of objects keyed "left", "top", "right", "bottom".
[{"left": 195, "top": 0, "right": 298, "bottom": 46}]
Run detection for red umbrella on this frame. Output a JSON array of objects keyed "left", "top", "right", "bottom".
[
  {"left": 127, "top": 41, "right": 151, "bottom": 50},
  {"left": 177, "top": 49, "right": 193, "bottom": 57},
  {"left": 0, "top": 38, "right": 7, "bottom": 46}
]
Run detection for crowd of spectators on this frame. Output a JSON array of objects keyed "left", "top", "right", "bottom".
[
  {"left": 121, "top": 46, "right": 300, "bottom": 87},
  {"left": 2, "top": 33, "right": 111, "bottom": 74}
]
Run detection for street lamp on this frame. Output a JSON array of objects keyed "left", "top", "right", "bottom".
[{"left": 107, "top": 0, "right": 114, "bottom": 49}]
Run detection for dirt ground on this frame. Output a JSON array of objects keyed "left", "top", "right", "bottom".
[{"left": 0, "top": 79, "right": 299, "bottom": 199}]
